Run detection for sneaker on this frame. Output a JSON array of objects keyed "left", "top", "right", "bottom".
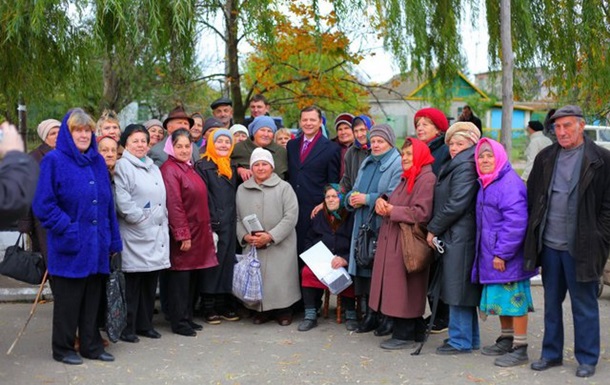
[
  {"left": 495, "top": 345, "right": 528, "bottom": 367},
  {"left": 298, "top": 319, "right": 318, "bottom": 331},
  {"left": 482, "top": 336, "right": 514, "bottom": 356},
  {"left": 203, "top": 312, "right": 222, "bottom": 325},
  {"left": 220, "top": 310, "right": 240, "bottom": 322}
]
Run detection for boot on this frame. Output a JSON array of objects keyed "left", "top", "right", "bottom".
[
  {"left": 374, "top": 315, "right": 393, "bottom": 336},
  {"left": 494, "top": 344, "right": 528, "bottom": 367},
  {"left": 481, "top": 336, "right": 514, "bottom": 356},
  {"left": 344, "top": 310, "right": 359, "bottom": 331}
]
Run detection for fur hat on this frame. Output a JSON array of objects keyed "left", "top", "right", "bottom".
[{"left": 445, "top": 122, "right": 481, "bottom": 145}]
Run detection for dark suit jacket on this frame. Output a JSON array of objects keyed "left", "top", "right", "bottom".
[{"left": 287, "top": 134, "right": 341, "bottom": 253}]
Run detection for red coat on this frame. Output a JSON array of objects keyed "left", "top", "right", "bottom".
[
  {"left": 369, "top": 166, "right": 436, "bottom": 319},
  {"left": 160, "top": 157, "right": 218, "bottom": 271}
]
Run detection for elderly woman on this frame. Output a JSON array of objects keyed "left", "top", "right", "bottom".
[
  {"left": 97, "top": 136, "right": 119, "bottom": 177},
  {"left": 114, "top": 124, "right": 170, "bottom": 342},
  {"left": 231, "top": 116, "right": 288, "bottom": 181},
  {"left": 195, "top": 129, "right": 239, "bottom": 324},
  {"left": 298, "top": 184, "right": 356, "bottom": 332},
  {"left": 144, "top": 119, "right": 165, "bottom": 148},
  {"left": 473, "top": 138, "right": 536, "bottom": 367},
  {"left": 190, "top": 112, "right": 205, "bottom": 148},
  {"left": 161, "top": 129, "right": 218, "bottom": 336},
  {"left": 341, "top": 115, "right": 373, "bottom": 192},
  {"left": 426, "top": 122, "right": 482, "bottom": 355},
  {"left": 368, "top": 138, "right": 436, "bottom": 349},
  {"left": 96, "top": 109, "right": 121, "bottom": 142},
  {"left": 236, "top": 148, "right": 301, "bottom": 326},
  {"left": 18, "top": 119, "right": 61, "bottom": 259},
  {"left": 414, "top": 107, "right": 451, "bottom": 332},
  {"left": 33, "top": 108, "right": 122, "bottom": 365},
  {"left": 345, "top": 124, "right": 402, "bottom": 335},
  {"left": 230, "top": 124, "right": 249, "bottom": 144},
  {"left": 332, "top": 113, "right": 355, "bottom": 178}
]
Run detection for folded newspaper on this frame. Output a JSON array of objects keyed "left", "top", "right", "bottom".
[
  {"left": 299, "top": 241, "right": 352, "bottom": 294},
  {"left": 242, "top": 214, "right": 264, "bottom": 234}
]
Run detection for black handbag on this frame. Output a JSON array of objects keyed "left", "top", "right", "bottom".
[
  {"left": 354, "top": 210, "right": 378, "bottom": 269},
  {"left": 106, "top": 253, "right": 127, "bottom": 343},
  {"left": 0, "top": 234, "right": 45, "bottom": 285}
]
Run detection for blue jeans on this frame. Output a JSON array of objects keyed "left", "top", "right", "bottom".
[
  {"left": 541, "top": 246, "right": 600, "bottom": 366},
  {"left": 447, "top": 305, "right": 480, "bottom": 350}
]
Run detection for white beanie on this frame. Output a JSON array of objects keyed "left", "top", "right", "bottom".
[
  {"left": 250, "top": 147, "right": 275, "bottom": 169},
  {"left": 37, "top": 119, "right": 61, "bottom": 141},
  {"left": 230, "top": 124, "right": 248, "bottom": 137}
]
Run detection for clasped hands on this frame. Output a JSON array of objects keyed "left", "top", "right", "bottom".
[{"left": 244, "top": 232, "right": 273, "bottom": 249}]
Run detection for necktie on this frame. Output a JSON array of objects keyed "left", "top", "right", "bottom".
[{"left": 301, "top": 139, "right": 311, "bottom": 155}]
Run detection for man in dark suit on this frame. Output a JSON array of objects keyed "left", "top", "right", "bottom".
[{"left": 287, "top": 106, "right": 341, "bottom": 254}]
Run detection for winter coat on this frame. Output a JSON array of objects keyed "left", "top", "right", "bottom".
[
  {"left": 345, "top": 149, "right": 403, "bottom": 277},
  {"left": 524, "top": 136, "right": 610, "bottom": 282},
  {"left": 340, "top": 144, "right": 370, "bottom": 192},
  {"left": 369, "top": 166, "right": 436, "bottom": 318},
  {"left": 428, "top": 135, "right": 450, "bottom": 176},
  {"left": 160, "top": 156, "right": 218, "bottom": 271},
  {"left": 236, "top": 173, "right": 301, "bottom": 311},
  {"left": 148, "top": 137, "right": 200, "bottom": 168},
  {"left": 521, "top": 131, "right": 553, "bottom": 182},
  {"left": 0, "top": 151, "right": 39, "bottom": 229},
  {"left": 427, "top": 146, "right": 481, "bottom": 306},
  {"left": 194, "top": 158, "right": 238, "bottom": 294},
  {"left": 114, "top": 150, "right": 170, "bottom": 272},
  {"left": 33, "top": 111, "right": 122, "bottom": 278},
  {"left": 471, "top": 162, "right": 536, "bottom": 284},
  {"left": 287, "top": 134, "right": 341, "bottom": 253},
  {"left": 231, "top": 138, "right": 288, "bottom": 180}
]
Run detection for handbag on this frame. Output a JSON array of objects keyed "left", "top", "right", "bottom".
[
  {"left": 399, "top": 222, "right": 434, "bottom": 273},
  {"left": 0, "top": 233, "right": 45, "bottom": 285},
  {"left": 106, "top": 253, "right": 127, "bottom": 343},
  {"left": 232, "top": 247, "right": 263, "bottom": 305},
  {"left": 354, "top": 210, "right": 378, "bottom": 269}
]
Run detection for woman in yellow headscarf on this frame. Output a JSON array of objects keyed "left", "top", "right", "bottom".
[{"left": 194, "top": 129, "right": 240, "bottom": 324}]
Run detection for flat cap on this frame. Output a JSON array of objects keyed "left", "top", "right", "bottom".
[
  {"left": 210, "top": 97, "right": 233, "bottom": 110},
  {"left": 550, "top": 105, "right": 583, "bottom": 122}
]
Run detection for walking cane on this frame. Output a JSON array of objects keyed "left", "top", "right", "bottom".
[{"left": 6, "top": 270, "right": 49, "bottom": 355}]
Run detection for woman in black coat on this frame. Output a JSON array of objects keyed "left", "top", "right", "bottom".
[{"left": 195, "top": 128, "right": 239, "bottom": 324}]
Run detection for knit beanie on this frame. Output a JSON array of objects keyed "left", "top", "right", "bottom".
[
  {"left": 212, "top": 128, "right": 233, "bottom": 144},
  {"left": 37, "top": 119, "right": 61, "bottom": 141},
  {"left": 369, "top": 124, "right": 396, "bottom": 147},
  {"left": 248, "top": 116, "right": 277, "bottom": 136},
  {"left": 414, "top": 108, "right": 449, "bottom": 132},
  {"left": 202, "top": 117, "right": 225, "bottom": 135},
  {"left": 334, "top": 113, "right": 354, "bottom": 130},
  {"left": 250, "top": 147, "right": 275, "bottom": 169},
  {"left": 143, "top": 119, "right": 164, "bottom": 131},
  {"left": 528, "top": 120, "right": 544, "bottom": 132},
  {"left": 230, "top": 124, "right": 249, "bottom": 137},
  {"left": 445, "top": 122, "right": 481, "bottom": 145}
]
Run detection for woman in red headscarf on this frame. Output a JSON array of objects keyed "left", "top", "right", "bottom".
[{"left": 368, "top": 138, "right": 437, "bottom": 350}]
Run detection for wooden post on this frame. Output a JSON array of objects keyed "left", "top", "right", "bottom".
[
  {"left": 17, "top": 93, "right": 27, "bottom": 150},
  {"left": 500, "top": 0, "right": 513, "bottom": 157}
]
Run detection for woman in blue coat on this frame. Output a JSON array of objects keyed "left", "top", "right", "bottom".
[
  {"left": 33, "top": 108, "right": 122, "bottom": 365},
  {"left": 472, "top": 138, "right": 536, "bottom": 367},
  {"left": 345, "top": 124, "right": 402, "bottom": 334}
]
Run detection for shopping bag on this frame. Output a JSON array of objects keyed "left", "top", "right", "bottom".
[
  {"left": 105, "top": 253, "right": 127, "bottom": 343},
  {"left": 0, "top": 234, "right": 45, "bottom": 285},
  {"left": 232, "top": 247, "right": 263, "bottom": 305}
]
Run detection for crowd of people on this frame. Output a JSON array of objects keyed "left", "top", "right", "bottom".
[{"left": 4, "top": 98, "right": 610, "bottom": 379}]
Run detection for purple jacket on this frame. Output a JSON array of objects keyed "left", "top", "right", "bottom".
[{"left": 472, "top": 163, "right": 537, "bottom": 284}]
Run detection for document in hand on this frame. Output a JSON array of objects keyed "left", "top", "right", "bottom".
[{"left": 299, "top": 241, "right": 352, "bottom": 294}]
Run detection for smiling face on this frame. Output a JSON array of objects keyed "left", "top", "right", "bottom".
[
  {"left": 98, "top": 137, "right": 118, "bottom": 169},
  {"left": 448, "top": 136, "right": 472, "bottom": 158},
  {"left": 214, "top": 135, "right": 232, "bottom": 157},
  {"left": 400, "top": 144, "right": 413, "bottom": 172},
  {"left": 370, "top": 136, "right": 391, "bottom": 156},
  {"left": 147, "top": 125, "right": 164, "bottom": 147},
  {"left": 415, "top": 117, "right": 440, "bottom": 142},
  {"left": 172, "top": 135, "right": 192, "bottom": 163},
  {"left": 190, "top": 117, "right": 203, "bottom": 141},
  {"left": 253, "top": 127, "right": 274, "bottom": 147},
  {"left": 125, "top": 131, "right": 149, "bottom": 159},
  {"left": 324, "top": 189, "right": 340, "bottom": 211},
  {"left": 71, "top": 125, "right": 93, "bottom": 153},
  {"left": 249, "top": 100, "right": 270, "bottom": 118},
  {"left": 336, "top": 123, "right": 355, "bottom": 146},
  {"left": 353, "top": 123, "right": 368, "bottom": 145},
  {"left": 477, "top": 150, "right": 495, "bottom": 175},
  {"left": 251, "top": 160, "right": 273, "bottom": 183},
  {"left": 300, "top": 110, "right": 322, "bottom": 139},
  {"left": 212, "top": 105, "right": 233, "bottom": 127},
  {"left": 99, "top": 121, "right": 121, "bottom": 141}
]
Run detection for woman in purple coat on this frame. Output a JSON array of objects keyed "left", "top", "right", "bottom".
[{"left": 472, "top": 138, "right": 536, "bottom": 367}]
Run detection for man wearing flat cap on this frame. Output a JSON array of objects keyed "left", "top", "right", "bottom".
[
  {"left": 524, "top": 105, "right": 610, "bottom": 378},
  {"left": 210, "top": 97, "right": 233, "bottom": 129},
  {"left": 148, "top": 106, "right": 200, "bottom": 167}
]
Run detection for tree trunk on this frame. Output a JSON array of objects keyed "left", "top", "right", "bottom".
[
  {"left": 500, "top": 0, "right": 513, "bottom": 156},
  {"left": 102, "top": 55, "right": 119, "bottom": 113},
  {"left": 225, "top": 0, "right": 245, "bottom": 123}
]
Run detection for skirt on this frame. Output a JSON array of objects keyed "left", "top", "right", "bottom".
[{"left": 479, "top": 279, "right": 534, "bottom": 316}]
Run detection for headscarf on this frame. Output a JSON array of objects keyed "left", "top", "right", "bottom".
[
  {"left": 475, "top": 138, "right": 508, "bottom": 189},
  {"left": 202, "top": 128, "right": 234, "bottom": 179},
  {"left": 163, "top": 130, "right": 192, "bottom": 165},
  {"left": 401, "top": 138, "right": 435, "bottom": 193},
  {"left": 352, "top": 115, "right": 374, "bottom": 150},
  {"left": 323, "top": 184, "right": 349, "bottom": 229}
]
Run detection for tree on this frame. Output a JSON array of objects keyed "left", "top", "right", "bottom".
[{"left": 243, "top": 4, "right": 369, "bottom": 126}]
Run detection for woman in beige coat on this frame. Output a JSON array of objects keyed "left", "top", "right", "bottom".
[{"left": 236, "top": 148, "right": 301, "bottom": 326}]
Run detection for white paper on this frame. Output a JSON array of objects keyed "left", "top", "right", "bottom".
[
  {"left": 299, "top": 241, "right": 352, "bottom": 294},
  {"left": 242, "top": 214, "right": 264, "bottom": 234}
]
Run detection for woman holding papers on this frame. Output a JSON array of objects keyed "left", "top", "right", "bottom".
[
  {"left": 298, "top": 184, "right": 356, "bottom": 332},
  {"left": 236, "top": 148, "right": 301, "bottom": 325},
  {"left": 369, "top": 138, "right": 436, "bottom": 350}
]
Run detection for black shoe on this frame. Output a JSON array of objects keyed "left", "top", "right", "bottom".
[
  {"left": 136, "top": 329, "right": 162, "bottom": 339},
  {"left": 345, "top": 319, "right": 359, "bottom": 331},
  {"left": 173, "top": 326, "right": 197, "bottom": 337},
  {"left": 374, "top": 317, "right": 393, "bottom": 337},
  {"left": 54, "top": 353, "right": 83, "bottom": 365},
  {"left": 530, "top": 358, "right": 562, "bottom": 371},
  {"left": 436, "top": 342, "right": 471, "bottom": 355},
  {"left": 576, "top": 364, "right": 596, "bottom": 378},
  {"left": 220, "top": 310, "right": 240, "bottom": 321},
  {"left": 95, "top": 352, "right": 115, "bottom": 362},
  {"left": 482, "top": 336, "right": 514, "bottom": 356},
  {"left": 355, "top": 311, "right": 379, "bottom": 333},
  {"left": 120, "top": 333, "right": 140, "bottom": 343},
  {"left": 188, "top": 320, "right": 203, "bottom": 331},
  {"left": 297, "top": 319, "right": 318, "bottom": 332},
  {"left": 380, "top": 338, "right": 415, "bottom": 350}
]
